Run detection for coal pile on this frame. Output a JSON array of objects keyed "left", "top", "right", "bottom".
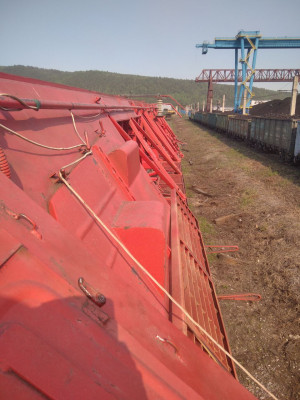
[{"left": 250, "top": 94, "right": 300, "bottom": 118}]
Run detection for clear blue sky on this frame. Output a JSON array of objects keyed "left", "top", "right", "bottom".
[{"left": 1, "top": 0, "right": 300, "bottom": 90}]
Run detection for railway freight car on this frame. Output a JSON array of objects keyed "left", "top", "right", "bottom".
[
  {"left": 216, "top": 113, "right": 230, "bottom": 133},
  {"left": 250, "top": 116, "right": 299, "bottom": 161},
  {"left": 228, "top": 116, "right": 251, "bottom": 141},
  {"left": 190, "top": 111, "right": 300, "bottom": 163},
  {"left": 0, "top": 72, "right": 264, "bottom": 399}
]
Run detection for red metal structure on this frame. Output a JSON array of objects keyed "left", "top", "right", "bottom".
[
  {"left": 196, "top": 68, "right": 300, "bottom": 112},
  {"left": 0, "top": 72, "right": 259, "bottom": 399},
  {"left": 195, "top": 68, "right": 300, "bottom": 82}
]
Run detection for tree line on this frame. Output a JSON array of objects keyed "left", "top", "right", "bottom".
[{"left": 0, "top": 65, "right": 287, "bottom": 108}]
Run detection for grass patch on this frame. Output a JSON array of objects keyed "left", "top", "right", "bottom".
[
  {"left": 207, "top": 253, "right": 217, "bottom": 264},
  {"left": 222, "top": 147, "right": 250, "bottom": 169},
  {"left": 257, "top": 224, "right": 267, "bottom": 232},
  {"left": 218, "top": 284, "right": 229, "bottom": 291},
  {"left": 240, "top": 164, "right": 251, "bottom": 174},
  {"left": 240, "top": 188, "right": 257, "bottom": 208},
  {"left": 197, "top": 216, "right": 215, "bottom": 239},
  {"left": 227, "top": 148, "right": 246, "bottom": 160},
  {"left": 185, "top": 187, "right": 195, "bottom": 198},
  {"left": 180, "top": 162, "right": 190, "bottom": 174},
  {"left": 256, "top": 167, "right": 278, "bottom": 179},
  {"left": 277, "top": 178, "right": 290, "bottom": 188}
]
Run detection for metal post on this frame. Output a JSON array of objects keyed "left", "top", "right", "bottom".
[
  {"left": 222, "top": 95, "right": 225, "bottom": 113},
  {"left": 238, "top": 37, "right": 246, "bottom": 112},
  {"left": 202, "top": 101, "right": 205, "bottom": 112},
  {"left": 290, "top": 75, "right": 299, "bottom": 116},
  {"left": 210, "top": 99, "right": 213, "bottom": 113},
  {"left": 206, "top": 72, "right": 213, "bottom": 112},
  {"left": 157, "top": 99, "right": 163, "bottom": 116},
  {"left": 234, "top": 49, "right": 239, "bottom": 112}
]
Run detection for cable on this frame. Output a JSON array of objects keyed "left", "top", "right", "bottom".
[
  {"left": 70, "top": 111, "right": 87, "bottom": 146},
  {"left": 0, "top": 123, "right": 85, "bottom": 151},
  {"left": 0, "top": 93, "right": 40, "bottom": 111},
  {"left": 58, "top": 167, "right": 279, "bottom": 400},
  {"left": 60, "top": 151, "right": 92, "bottom": 170},
  {"left": 71, "top": 111, "right": 102, "bottom": 119}
]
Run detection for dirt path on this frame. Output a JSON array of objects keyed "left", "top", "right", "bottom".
[{"left": 169, "top": 116, "right": 300, "bottom": 400}]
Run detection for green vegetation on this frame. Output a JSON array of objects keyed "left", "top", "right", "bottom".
[
  {"left": 226, "top": 147, "right": 246, "bottom": 161},
  {"left": 240, "top": 188, "right": 257, "bottom": 208},
  {"left": 185, "top": 187, "right": 194, "bottom": 198},
  {"left": 207, "top": 253, "right": 217, "bottom": 264},
  {"left": 257, "top": 167, "right": 278, "bottom": 178},
  {"left": 0, "top": 65, "right": 287, "bottom": 108},
  {"left": 197, "top": 216, "right": 215, "bottom": 238}
]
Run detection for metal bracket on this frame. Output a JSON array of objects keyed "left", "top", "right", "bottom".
[
  {"left": 78, "top": 277, "right": 106, "bottom": 307},
  {"left": 4, "top": 206, "right": 42, "bottom": 240}
]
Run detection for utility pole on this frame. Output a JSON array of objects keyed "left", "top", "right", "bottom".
[
  {"left": 290, "top": 74, "right": 299, "bottom": 116},
  {"left": 206, "top": 72, "right": 213, "bottom": 112}
]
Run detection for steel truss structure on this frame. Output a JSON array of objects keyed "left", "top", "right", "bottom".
[
  {"left": 195, "top": 69, "right": 300, "bottom": 83},
  {"left": 196, "top": 31, "right": 300, "bottom": 113}
]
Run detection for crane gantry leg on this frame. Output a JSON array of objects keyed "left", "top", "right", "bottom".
[{"left": 236, "top": 33, "right": 260, "bottom": 113}]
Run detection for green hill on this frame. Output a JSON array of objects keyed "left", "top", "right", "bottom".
[{"left": 0, "top": 65, "right": 287, "bottom": 108}]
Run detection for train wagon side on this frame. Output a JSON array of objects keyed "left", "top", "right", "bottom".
[
  {"left": 228, "top": 116, "right": 251, "bottom": 140},
  {"left": 216, "top": 113, "right": 230, "bottom": 133},
  {"left": 250, "top": 117, "right": 299, "bottom": 160}
]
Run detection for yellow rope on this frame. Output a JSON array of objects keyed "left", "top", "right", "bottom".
[
  {"left": 70, "top": 111, "right": 87, "bottom": 146},
  {"left": 58, "top": 167, "right": 279, "bottom": 400},
  {"left": 0, "top": 123, "right": 84, "bottom": 151}
]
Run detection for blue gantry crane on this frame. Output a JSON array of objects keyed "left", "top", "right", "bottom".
[{"left": 196, "top": 31, "right": 300, "bottom": 113}]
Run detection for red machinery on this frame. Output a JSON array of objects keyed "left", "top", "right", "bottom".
[{"left": 0, "top": 72, "right": 257, "bottom": 399}]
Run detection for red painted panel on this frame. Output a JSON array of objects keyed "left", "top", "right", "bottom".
[{"left": 0, "top": 228, "right": 21, "bottom": 266}]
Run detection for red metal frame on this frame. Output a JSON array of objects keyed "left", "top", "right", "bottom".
[
  {"left": 196, "top": 68, "right": 300, "bottom": 111},
  {"left": 195, "top": 68, "right": 300, "bottom": 82},
  {"left": 170, "top": 191, "right": 236, "bottom": 376},
  {"left": 109, "top": 115, "right": 185, "bottom": 199}
]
